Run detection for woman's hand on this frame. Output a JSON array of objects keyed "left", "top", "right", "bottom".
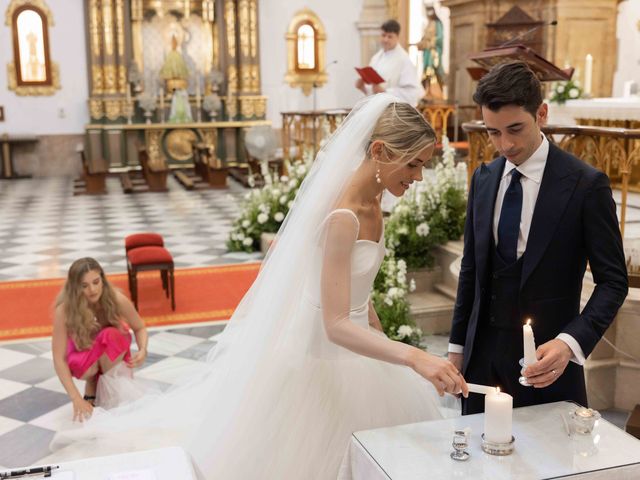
[
  {"left": 126, "top": 348, "right": 147, "bottom": 368},
  {"left": 410, "top": 350, "right": 468, "bottom": 398},
  {"left": 72, "top": 397, "right": 94, "bottom": 422}
]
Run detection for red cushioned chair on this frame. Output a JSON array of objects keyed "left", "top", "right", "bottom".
[
  {"left": 124, "top": 232, "right": 166, "bottom": 302},
  {"left": 125, "top": 232, "right": 164, "bottom": 252},
  {"left": 126, "top": 246, "right": 175, "bottom": 311}
]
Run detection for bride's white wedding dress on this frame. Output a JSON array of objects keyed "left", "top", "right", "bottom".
[{"left": 50, "top": 94, "right": 455, "bottom": 479}]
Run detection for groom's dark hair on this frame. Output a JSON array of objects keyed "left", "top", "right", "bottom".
[
  {"left": 381, "top": 19, "right": 401, "bottom": 34},
  {"left": 473, "top": 61, "right": 543, "bottom": 118}
]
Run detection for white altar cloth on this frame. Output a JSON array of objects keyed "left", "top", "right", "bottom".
[
  {"left": 348, "top": 401, "right": 640, "bottom": 479},
  {"left": 547, "top": 97, "right": 640, "bottom": 125}
]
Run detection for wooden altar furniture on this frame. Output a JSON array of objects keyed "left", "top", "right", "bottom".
[
  {"left": 281, "top": 109, "right": 350, "bottom": 161},
  {"left": 74, "top": 146, "right": 107, "bottom": 195},
  {"left": 468, "top": 44, "right": 573, "bottom": 82},
  {"left": 139, "top": 147, "right": 168, "bottom": 192},
  {"left": 0, "top": 134, "right": 38, "bottom": 179},
  {"left": 191, "top": 142, "right": 228, "bottom": 189}
]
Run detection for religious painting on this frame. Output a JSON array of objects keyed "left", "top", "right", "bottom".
[{"left": 6, "top": 0, "right": 60, "bottom": 96}]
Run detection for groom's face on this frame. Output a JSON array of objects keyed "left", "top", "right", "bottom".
[{"left": 482, "top": 103, "right": 547, "bottom": 166}]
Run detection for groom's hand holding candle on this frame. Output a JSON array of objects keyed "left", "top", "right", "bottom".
[{"left": 523, "top": 339, "right": 573, "bottom": 388}]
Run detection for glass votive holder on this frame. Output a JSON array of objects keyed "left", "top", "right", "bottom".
[
  {"left": 481, "top": 434, "right": 515, "bottom": 456},
  {"left": 450, "top": 430, "right": 470, "bottom": 461},
  {"left": 568, "top": 406, "right": 601, "bottom": 434}
]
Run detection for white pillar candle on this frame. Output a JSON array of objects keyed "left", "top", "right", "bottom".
[
  {"left": 584, "top": 54, "right": 593, "bottom": 96},
  {"left": 523, "top": 319, "right": 537, "bottom": 367},
  {"left": 159, "top": 88, "right": 165, "bottom": 113},
  {"left": 484, "top": 389, "right": 513, "bottom": 444}
]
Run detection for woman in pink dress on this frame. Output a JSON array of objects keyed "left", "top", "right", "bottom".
[{"left": 52, "top": 257, "right": 148, "bottom": 422}]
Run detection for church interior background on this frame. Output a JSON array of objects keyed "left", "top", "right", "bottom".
[{"left": 0, "top": 0, "right": 640, "bottom": 472}]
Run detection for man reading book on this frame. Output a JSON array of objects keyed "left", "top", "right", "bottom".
[{"left": 355, "top": 19, "right": 424, "bottom": 106}]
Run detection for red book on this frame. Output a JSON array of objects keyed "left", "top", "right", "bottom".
[{"left": 355, "top": 66, "right": 385, "bottom": 85}]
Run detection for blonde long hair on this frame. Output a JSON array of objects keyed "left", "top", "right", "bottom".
[
  {"left": 367, "top": 102, "right": 436, "bottom": 164},
  {"left": 56, "top": 258, "right": 121, "bottom": 350}
]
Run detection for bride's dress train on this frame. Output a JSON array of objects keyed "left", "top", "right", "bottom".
[{"left": 50, "top": 94, "right": 458, "bottom": 479}]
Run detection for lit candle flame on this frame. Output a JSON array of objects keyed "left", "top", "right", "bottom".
[
  {"left": 526, "top": 318, "right": 531, "bottom": 326},
  {"left": 496, "top": 387, "right": 501, "bottom": 393}
]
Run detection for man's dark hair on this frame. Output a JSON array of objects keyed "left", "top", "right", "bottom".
[
  {"left": 381, "top": 19, "right": 401, "bottom": 34},
  {"left": 473, "top": 61, "right": 543, "bottom": 117}
]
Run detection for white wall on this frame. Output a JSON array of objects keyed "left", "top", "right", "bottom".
[
  {"left": 259, "top": 0, "right": 365, "bottom": 128},
  {"left": 0, "top": 0, "right": 89, "bottom": 135},
  {"left": 612, "top": 0, "right": 640, "bottom": 97}
]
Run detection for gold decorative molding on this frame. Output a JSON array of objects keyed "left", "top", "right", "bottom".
[
  {"left": 239, "top": 0, "right": 250, "bottom": 58},
  {"left": 227, "top": 64, "right": 238, "bottom": 95},
  {"left": 91, "top": 65, "right": 104, "bottom": 94},
  {"left": 89, "top": 98, "right": 104, "bottom": 119},
  {"left": 103, "top": 65, "right": 118, "bottom": 94},
  {"left": 102, "top": 0, "right": 114, "bottom": 56},
  {"left": 4, "top": 0, "right": 54, "bottom": 26},
  {"left": 115, "top": 0, "right": 125, "bottom": 58},
  {"left": 250, "top": 64, "right": 260, "bottom": 93},
  {"left": 285, "top": 9, "right": 328, "bottom": 96},
  {"left": 249, "top": 0, "right": 258, "bottom": 59},
  {"left": 225, "top": 0, "right": 236, "bottom": 59},
  {"left": 104, "top": 99, "right": 123, "bottom": 120},
  {"left": 200, "top": 128, "right": 217, "bottom": 150},
  {"left": 225, "top": 96, "right": 238, "bottom": 119},
  {"left": 89, "top": 0, "right": 101, "bottom": 57},
  {"left": 7, "top": 61, "right": 60, "bottom": 95},
  {"left": 118, "top": 64, "right": 127, "bottom": 94},
  {"left": 165, "top": 129, "right": 198, "bottom": 161},
  {"left": 385, "top": 0, "right": 399, "bottom": 19},
  {"left": 146, "top": 130, "right": 166, "bottom": 170},
  {"left": 240, "top": 96, "right": 255, "bottom": 118}
]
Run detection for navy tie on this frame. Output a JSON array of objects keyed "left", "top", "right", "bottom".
[{"left": 497, "top": 169, "right": 523, "bottom": 264}]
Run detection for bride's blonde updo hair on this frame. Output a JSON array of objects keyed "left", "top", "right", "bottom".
[{"left": 366, "top": 102, "right": 436, "bottom": 163}]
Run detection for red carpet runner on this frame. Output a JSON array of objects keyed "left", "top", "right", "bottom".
[{"left": 0, "top": 263, "right": 260, "bottom": 341}]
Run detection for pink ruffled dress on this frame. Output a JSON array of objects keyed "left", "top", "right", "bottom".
[{"left": 66, "top": 324, "right": 132, "bottom": 379}]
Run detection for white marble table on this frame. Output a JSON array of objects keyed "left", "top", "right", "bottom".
[
  {"left": 22, "top": 446, "right": 196, "bottom": 480},
  {"left": 547, "top": 97, "right": 640, "bottom": 125},
  {"left": 349, "top": 402, "right": 640, "bottom": 479}
]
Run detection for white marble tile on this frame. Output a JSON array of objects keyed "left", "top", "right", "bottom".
[
  {"left": 29, "top": 402, "right": 74, "bottom": 431},
  {"left": 35, "top": 375, "right": 84, "bottom": 395},
  {"left": 0, "top": 416, "right": 24, "bottom": 437},
  {"left": 0, "top": 379, "right": 31, "bottom": 401},
  {"left": 0, "top": 349, "right": 35, "bottom": 371},
  {"left": 145, "top": 332, "right": 205, "bottom": 357},
  {"left": 136, "top": 357, "right": 205, "bottom": 384}
]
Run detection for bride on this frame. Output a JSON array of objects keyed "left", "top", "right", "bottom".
[{"left": 51, "top": 93, "right": 468, "bottom": 479}]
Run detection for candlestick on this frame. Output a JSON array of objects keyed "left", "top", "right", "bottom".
[
  {"left": 159, "top": 87, "right": 165, "bottom": 123},
  {"left": 484, "top": 388, "right": 513, "bottom": 444},
  {"left": 584, "top": 54, "right": 593, "bottom": 96},
  {"left": 523, "top": 319, "right": 537, "bottom": 367}
]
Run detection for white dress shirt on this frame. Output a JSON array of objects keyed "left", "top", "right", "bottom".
[
  {"left": 449, "top": 135, "right": 586, "bottom": 365},
  {"left": 368, "top": 45, "right": 424, "bottom": 106}
]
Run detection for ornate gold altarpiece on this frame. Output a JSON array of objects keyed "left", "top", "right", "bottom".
[{"left": 84, "top": 0, "right": 267, "bottom": 172}]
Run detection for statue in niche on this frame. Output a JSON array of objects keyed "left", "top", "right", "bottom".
[
  {"left": 160, "top": 33, "right": 189, "bottom": 91},
  {"left": 417, "top": 5, "right": 446, "bottom": 100},
  {"left": 160, "top": 33, "right": 192, "bottom": 123},
  {"left": 25, "top": 30, "right": 45, "bottom": 81},
  {"left": 169, "top": 88, "right": 193, "bottom": 123}
]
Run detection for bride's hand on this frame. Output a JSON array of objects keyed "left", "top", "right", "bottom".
[{"left": 409, "top": 350, "right": 469, "bottom": 398}]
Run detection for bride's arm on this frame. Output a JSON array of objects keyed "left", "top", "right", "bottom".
[{"left": 321, "top": 211, "right": 468, "bottom": 397}]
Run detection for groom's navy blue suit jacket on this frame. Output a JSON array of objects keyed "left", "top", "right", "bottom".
[{"left": 451, "top": 142, "right": 628, "bottom": 375}]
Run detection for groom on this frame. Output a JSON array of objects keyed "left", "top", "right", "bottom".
[{"left": 448, "top": 62, "right": 628, "bottom": 415}]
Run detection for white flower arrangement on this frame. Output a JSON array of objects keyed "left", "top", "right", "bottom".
[{"left": 227, "top": 159, "right": 311, "bottom": 252}]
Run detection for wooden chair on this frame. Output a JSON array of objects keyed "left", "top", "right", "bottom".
[{"left": 126, "top": 245, "right": 175, "bottom": 311}]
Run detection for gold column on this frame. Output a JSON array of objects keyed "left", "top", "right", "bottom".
[
  {"left": 236, "top": 0, "right": 265, "bottom": 119},
  {"left": 88, "top": 0, "right": 127, "bottom": 121},
  {"left": 224, "top": 0, "right": 238, "bottom": 119},
  {"left": 131, "top": 0, "right": 144, "bottom": 75}
]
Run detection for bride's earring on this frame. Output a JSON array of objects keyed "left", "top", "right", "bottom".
[{"left": 375, "top": 167, "right": 382, "bottom": 184}]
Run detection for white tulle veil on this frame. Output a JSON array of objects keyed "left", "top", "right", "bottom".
[{"left": 50, "top": 93, "right": 435, "bottom": 475}]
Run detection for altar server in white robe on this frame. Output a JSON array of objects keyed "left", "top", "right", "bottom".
[{"left": 356, "top": 19, "right": 424, "bottom": 106}]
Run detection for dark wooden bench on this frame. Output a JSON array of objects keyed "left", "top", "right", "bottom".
[
  {"left": 74, "top": 146, "right": 107, "bottom": 195},
  {"left": 173, "top": 170, "right": 194, "bottom": 190}
]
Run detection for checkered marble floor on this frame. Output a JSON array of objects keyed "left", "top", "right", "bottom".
[
  {"left": 0, "top": 176, "right": 262, "bottom": 282},
  {"left": 0, "top": 322, "right": 228, "bottom": 470}
]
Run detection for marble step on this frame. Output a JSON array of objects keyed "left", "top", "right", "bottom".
[{"left": 408, "top": 289, "right": 454, "bottom": 335}]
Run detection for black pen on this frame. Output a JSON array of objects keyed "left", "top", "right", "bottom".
[{"left": 0, "top": 465, "right": 59, "bottom": 478}]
